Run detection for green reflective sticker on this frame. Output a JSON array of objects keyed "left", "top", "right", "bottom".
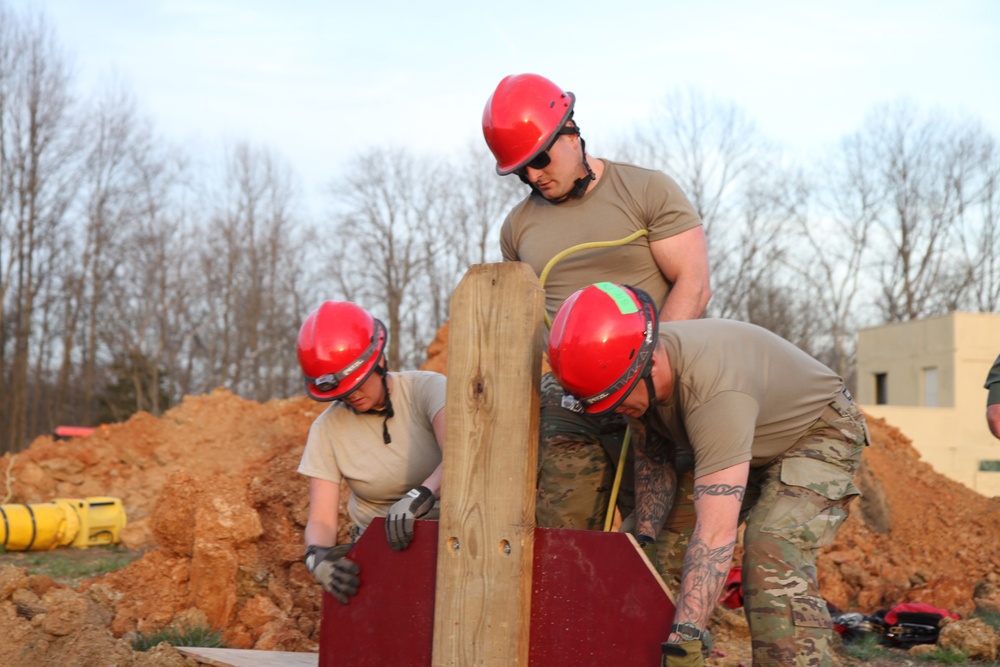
[{"left": 593, "top": 282, "right": 638, "bottom": 314}]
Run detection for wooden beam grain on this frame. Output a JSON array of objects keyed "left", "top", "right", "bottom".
[{"left": 431, "top": 263, "right": 544, "bottom": 667}]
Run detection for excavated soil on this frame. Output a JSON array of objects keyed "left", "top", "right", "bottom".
[{"left": 1, "top": 325, "right": 999, "bottom": 666}]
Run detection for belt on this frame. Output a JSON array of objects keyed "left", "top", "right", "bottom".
[
  {"left": 829, "top": 386, "right": 855, "bottom": 418},
  {"left": 828, "top": 386, "right": 871, "bottom": 446}
]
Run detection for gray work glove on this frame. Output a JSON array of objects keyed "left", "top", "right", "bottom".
[
  {"left": 305, "top": 544, "right": 360, "bottom": 604},
  {"left": 385, "top": 485, "right": 434, "bottom": 551},
  {"left": 661, "top": 640, "right": 705, "bottom": 667}
]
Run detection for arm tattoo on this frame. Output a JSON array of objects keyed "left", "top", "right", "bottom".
[
  {"left": 632, "top": 422, "right": 675, "bottom": 538},
  {"left": 693, "top": 483, "right": 745, "bottom": 503},
  {"left": 676, "top": 531, "right": 737, "bottom": 628},
  {"left": 674, "top": 480, "right": 745, "bottom": 627}
]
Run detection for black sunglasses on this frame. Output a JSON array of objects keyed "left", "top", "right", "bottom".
[{"left": 515, "top": 126, "right": 579, "bottom": 176}]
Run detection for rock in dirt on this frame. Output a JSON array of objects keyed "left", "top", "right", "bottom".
[{"left": 937, "top": 617, "right": 1000, "bottom": 660}]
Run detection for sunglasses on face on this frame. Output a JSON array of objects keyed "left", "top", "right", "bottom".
[{"left": 515, "top": 126, "right": 579, "bottom": 176}]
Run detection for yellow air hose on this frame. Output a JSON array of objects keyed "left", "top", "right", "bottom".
[{"left": 537, "top": 228, "right": 650, "bottom": 532}]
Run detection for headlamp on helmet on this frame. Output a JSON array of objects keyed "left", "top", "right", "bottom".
[{"left": 297, "top": 301, "right": 388, "bottom": 402}]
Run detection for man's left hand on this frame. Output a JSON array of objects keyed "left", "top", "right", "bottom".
[{"left": 385, "top": 486, "right": 434, "bottom": 551}]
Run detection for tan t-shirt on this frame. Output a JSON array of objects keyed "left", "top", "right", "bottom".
[
  {"left": 297, "top": 371, "right": 446, "bottom": 530},
  {"left": 500, "top": 159, "right": 702, "bottom": 321},
  {"left": 651, "top": 319, "right": 843, "bottom": 477}
]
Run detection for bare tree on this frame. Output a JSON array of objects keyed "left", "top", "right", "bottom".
[
  {"left": 0, "top": 7, "right": 79, "bottom": 453},
  {"left": 194, "top": 142, "right": 306, "bottom": 401},
  {"left": 793, "top": 134, "right": 878, "bottom": 382},
  {"left": 59, "top": 80, "right": 155, "bottom": 422},
  {"left": 622, "top": 87, "right": 801, "bottom": 334},
  {"left": 855, "top": 103, "right": 980, "bottom": 322},
  {"left": 324, "top": 147, "right": 444, "bottom": 369},
  {"left": 91, "top": 96, "right": 192, "bottom": 418},
  {"left": 417, "top": 142, "right": 518, "bottom": 336},
  {"left": 955, "top": 130, "right": 1000, "bottom": 312}
]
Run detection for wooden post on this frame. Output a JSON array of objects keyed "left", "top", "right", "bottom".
[{"left": 432, "top": 263, "right": 545, "bottom": 667}]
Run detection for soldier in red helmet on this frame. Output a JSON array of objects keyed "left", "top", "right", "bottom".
[
  {"left": 296, "top": 301, "right": 447, "bottom": 604},
  {"left": 482, "top": 73, "right": 712, "bottom": 535},
  {"left": 548, "top": 283, "right": 869, "bottom": 667}
]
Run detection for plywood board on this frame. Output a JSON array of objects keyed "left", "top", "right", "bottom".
[
  {"left": 175, "top": 647, "right": 318, "bottom": 667},
  {"left": 318, "top": 521, "right": 676, "bottom": 666}
]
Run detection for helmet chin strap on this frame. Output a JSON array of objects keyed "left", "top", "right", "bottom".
[
  {"left": 345, "top": 358, "right": 394, "bottom": 444},
  {"left": 519, "top": 136, "right": 596, "bottom": 204},
  {"left": 375, "top": 366, "right": 394, "bottom": 444},
  {"left": 565, "top": 138, "right": 596, "bottom": 200},
  {"left": 643, "top": 373, "right": 657, "bottom": 411}
]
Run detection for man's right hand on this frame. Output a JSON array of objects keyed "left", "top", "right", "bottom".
[
  {"left": 662, "top": 640, "right": 705, "bottom": 667},
  {"left": 305, "top": 544, "right": 361, "bottom": 604}
]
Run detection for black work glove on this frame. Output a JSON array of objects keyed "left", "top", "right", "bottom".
[
  {"left": 385, "top": 485, "right": 434, "bottom": 551},
  {"left": 305, "top": 544, "right": 360, "bottom": 605},
  {"left": 661, "top": 639, "right": 705, "bottom": 667}
]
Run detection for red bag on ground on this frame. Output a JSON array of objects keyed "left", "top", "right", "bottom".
[{"left": 884, "top": 602, "right": 959, "bottom": 626}]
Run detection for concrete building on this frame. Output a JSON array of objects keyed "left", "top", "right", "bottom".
[{"left": 856, "top": 311, "right": 1000, "bottom": 496}]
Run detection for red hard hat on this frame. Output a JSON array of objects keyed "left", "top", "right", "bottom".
[
  {"left": 297, "top": 301, "right": 387, "bottom": 402},
  {"left": 482, "top": 73, "right": 575, "bottom": 175},
  {"left": 548, "top": 283, "right": 658, "bottom": 414}
]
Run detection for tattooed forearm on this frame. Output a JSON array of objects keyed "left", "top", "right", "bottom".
[
  {"left": 693, "top": 483, "right": 745, "bottom": 503},
  {"left": 631, "top": 418, "right": 676, "bottom": 538},
  {"left": 634, "top": 457, "right": 675, "bottom": 539},
  {"left": 675, "top": 532, "right": 736, "bottom": 628}
]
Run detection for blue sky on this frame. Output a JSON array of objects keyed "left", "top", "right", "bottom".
[{"left": 9, "top": 0, "right": 1000, "bottom": 209}]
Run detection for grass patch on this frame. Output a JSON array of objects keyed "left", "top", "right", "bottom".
[
  {"left": 914, "top": 646, "right": 968, "bottom": 664},
  {"left": 130, "top": 625, "right": 227, "bottom": 652},
  {"left": 974, "top": 608, "right": 1000, "bottom": 631},
  {"left": 842, "top": 633, "right": 892, "bottom": 661},
  {"left": 0, "top": 544, "right": 142, "bottom": 585}
]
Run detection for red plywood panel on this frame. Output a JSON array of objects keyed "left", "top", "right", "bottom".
[
  {"left": 529, "top": 527, "right": 675, "bottom": 664},
  {"left": 319, "top": 519, "right": 675, "bottom": 666},
  {"left": 318, "top": 518, "right": 437, "bottom": 666}
]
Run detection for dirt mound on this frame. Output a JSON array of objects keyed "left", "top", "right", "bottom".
[
  {"left": 819, "top": 415, "right": 1000, "bottom": 615},
  {"left": 1, "top": 354, "right": 999, "bottom": 665},
  {"left": 0, "top": 389, "right": 332, "bottom": 665}
]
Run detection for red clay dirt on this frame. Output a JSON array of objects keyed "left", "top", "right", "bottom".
[{"left": 0, "top": 326, "right": 999, "bottom": 666}]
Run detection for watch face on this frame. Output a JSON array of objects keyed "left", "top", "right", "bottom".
[{"left": 672, "top": 622, "right": 701, "bottom": 641}]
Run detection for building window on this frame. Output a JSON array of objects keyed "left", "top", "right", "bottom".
[
  {"left": 980, "top": 460, "right": 1000, "bottom": 472},
  {"left": 875, "top": 373, "right": 888, "bottom": 405},
  {"left": 922, "top": 366, "right": 938, "bottom": 407}
]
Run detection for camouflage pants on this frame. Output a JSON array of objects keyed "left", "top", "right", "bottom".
[
  {"left": 536, "top": 372, "right": 637, "bottom": 530},
  {"left": 653, "top": 392, "right": 868, "bottom": 667}
]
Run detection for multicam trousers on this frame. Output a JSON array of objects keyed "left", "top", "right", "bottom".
[
  {"left": 536, "top": 372, "right": 636, "bottom": 530},
  {"left": 652, "top": 389, "right": 869, "bottom": 667},
  {"left": 536, "top": 372, "right": 699, "bottom": 535}
]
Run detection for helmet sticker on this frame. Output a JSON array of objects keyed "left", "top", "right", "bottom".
[{"left": 593, "top": 282, "right": 639, "bottom": 314}]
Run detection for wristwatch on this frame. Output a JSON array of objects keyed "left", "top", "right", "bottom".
[{"left": 670, "top": 622, "right": 703, "bottom": 642}]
